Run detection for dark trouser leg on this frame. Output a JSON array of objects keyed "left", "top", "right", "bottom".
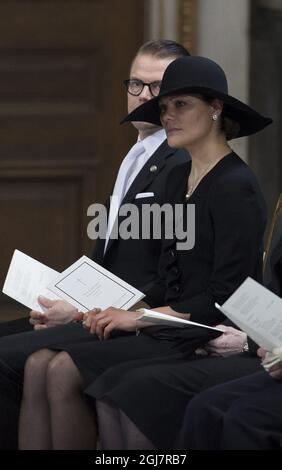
[
  {"left": 220, "top": 375, "right": 282, "bottom": 449},
  {"left": 179, "top": 371, "right": 276, "bottom": 449},
  {"left": 0, "top": 366, "right": 22, "bottom": 449},
  {"left": 0, "top": 317, "right": 32, "bottom": 337}
]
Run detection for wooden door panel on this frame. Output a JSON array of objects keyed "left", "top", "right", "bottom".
[
  {"left": 0, "top": 1, "right": 144, "bottom": 320},
  {"left": 0, "top": 1, "right": 105, "bottom": 48},
  {"left": 0, "top": 159, "right": 98, "bottom": 317}
]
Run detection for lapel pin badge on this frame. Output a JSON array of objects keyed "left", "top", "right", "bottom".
[{"left": 150, "top": 165, "right": 158, "bottom": 173}]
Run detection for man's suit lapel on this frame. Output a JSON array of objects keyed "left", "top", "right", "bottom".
[
  {"left": 104, "top": 140, "right": 174, "bottom": 256},
  {"left": 91, "top": 198, "right": 110, "bottom": 263},
  {"left": 121, "top": 140, "right": 173, "bottom": 205}
]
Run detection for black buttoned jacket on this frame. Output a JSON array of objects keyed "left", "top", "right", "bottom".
[{"left": 146, "top": 152, "right": 267, "bottom": 326}]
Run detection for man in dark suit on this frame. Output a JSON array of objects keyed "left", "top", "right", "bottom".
[
  {"left": 0, "top": 39, "right": 189, "bottom": 449},
  {"left": 179, "top": 348, "right": 282, "bottom": 450},
  {"left": 0, "top": 39, "right": 189, "bottom": 336}
]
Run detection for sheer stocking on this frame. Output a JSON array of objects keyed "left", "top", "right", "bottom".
[
  {"left": 120, "top": 408, "right": 156, "bottom": 450},
  {"left": 96, "top": 398, "right": 124, "bottom": 449},
  {"left": 47, "top": 351, "right": 97, "bottom": 449},
  {"left": 19, "top": 348, "right": 57, "bottom": 449},
  {"left": 96, "top": 398, "right": 155, "bottom": 450}
]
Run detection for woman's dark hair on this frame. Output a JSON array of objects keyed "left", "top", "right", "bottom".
[{"left": 202, "top": 95, "right": 240, "bottom": 140}]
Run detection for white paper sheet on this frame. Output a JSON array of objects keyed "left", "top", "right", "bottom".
[
  {"left": 2, "top": 250, "right": 60, "bottom": 312},
  {"left": 216, "top": 277, "right": 282, "bottom": 350},
  {"left": 47, "top": 255, "right": 145, "bottom": 312},
  {"left": 3, "top": 251, "right": 145, "bottom": 314},
  {"left": 136, "top": 308, "right": 224, "bottom": 332}
]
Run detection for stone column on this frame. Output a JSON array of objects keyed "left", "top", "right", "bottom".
[{"left": 197, "top": 0, "right": 251, "bottom": 161}]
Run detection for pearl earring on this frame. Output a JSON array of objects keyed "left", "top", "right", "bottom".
[{"left": 212, "top": 114, "right": 218, "bottom": 121}]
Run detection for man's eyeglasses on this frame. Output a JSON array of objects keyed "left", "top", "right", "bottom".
[{"left": 123, "top": 79, "right": 162, "bottom": 97}]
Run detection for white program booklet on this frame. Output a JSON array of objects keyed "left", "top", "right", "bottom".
[
  {"left": 3, "top": 250, "right": 144, "bottom": 313},
  {"left": 137, "top": 308, "right": 224, "bottom": 333},
  {"left": 2, "top": 249, "right": 60, "bottom": 311},
  {"left": 47, "top": 255, "right": 144, "bottom": 312},
  {"left": 216, "top": 277, "right": 282, "bottom": 350}
]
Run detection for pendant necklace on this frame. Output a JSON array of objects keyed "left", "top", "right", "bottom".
[{"left": 185, "top": 158, "right": 222, "bottom": 201}]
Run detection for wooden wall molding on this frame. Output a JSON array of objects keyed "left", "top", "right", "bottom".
[
  {"left": 0, "top": 158, "right": 99, "bottom": 318},
  {"left": 178, "top": 0, "right": 198, "bottom": 53},
  {"left": 0, "top": 50, "right": 99, "bottom": 117}
]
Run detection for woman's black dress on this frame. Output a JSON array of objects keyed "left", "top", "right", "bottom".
[{"left": 57, "top": 153, "right": 266, "bottom": 444}]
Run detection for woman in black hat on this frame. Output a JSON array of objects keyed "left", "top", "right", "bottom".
[
  {"left": 86, "top": 56, "right": 273, "bottom": 450},
  {"left": 18, "top": 56, "right": 271, "bottom": 449}
]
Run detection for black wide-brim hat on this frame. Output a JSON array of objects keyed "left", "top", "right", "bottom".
[{"left": 122, "top": 56, "right": 272, "bottom": 139}]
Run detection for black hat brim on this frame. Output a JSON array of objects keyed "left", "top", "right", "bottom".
[{"left": 122, "top": 86, "right": 272, "bottom": 139}]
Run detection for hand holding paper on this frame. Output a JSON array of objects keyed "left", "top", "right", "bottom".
[
  {"left": 84, "top": 307, "right": 140, "bottom": 340},
  {"left": 136, "top": 308, "right": 224, "bottom": 333},
  {"left": 47, "top": 255, "right": 144, "bottom": 312},
  {"left": 204, "top": 325, "right": 248, "bottom": 356},
  {"left": 2, "top": 250, "right": 61, "bottom": 312},
  {"left": 2, "top": 251, "right": 145, "bottom": 321},
  {"left": 29, "top": 296, "right": 81, "bottom": 329},
  {"left": 216, "top": 277, "right": 282, "bottom": 351}
]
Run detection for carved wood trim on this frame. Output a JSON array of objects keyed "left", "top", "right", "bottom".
[{"left": 178, "top": 0, "right": 198, "bottom": 53}]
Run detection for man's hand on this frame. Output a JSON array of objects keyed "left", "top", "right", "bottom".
[
  {"left": 29, "top": 296, "right": 80, "bottom": 330},
  {"left": 81, "top": 308, "right": 101, "bottom": 331},
  {"left": 204, "top": 325, "right": 247, "bottom": 357},
  {"left": 258, "top": 347, "right": 282, "bottom": 380},
  {"left": 268, "top": 364, "right": 282, "bottom": 380},
  {"left": 84, "top": 307, "right": 139, "bottom": 340},
  {"left": 257, "top": 347, "right": 267, "bottom": 360}
]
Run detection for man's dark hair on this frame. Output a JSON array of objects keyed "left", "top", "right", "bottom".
[{"left": 134, "top": 39, "right": 190, "bottom": 61}]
